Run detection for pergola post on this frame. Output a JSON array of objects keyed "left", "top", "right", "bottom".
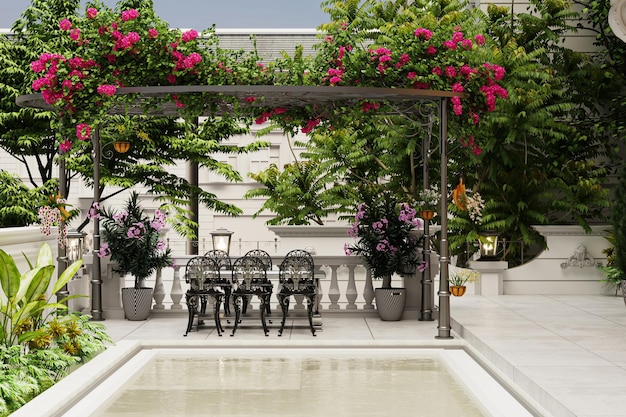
[
  {"left": 436, "top": 98, "right": 452, "bottom": 339},
  {"left": 91, "top": 127, "right": 104, "bottom": 321}
]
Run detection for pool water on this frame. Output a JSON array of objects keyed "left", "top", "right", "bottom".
[{"left": 93, "top": 349, "right": 487, "bottom": 417}]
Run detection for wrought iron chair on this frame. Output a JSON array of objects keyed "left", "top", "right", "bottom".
[
  {"left": 230, "top": 256, "right": 273, "bottom": 336},
  {"left": 242, "top": 249, "right": 273, "bottom": 314},
  {"left": 183, "top": 256, "right": 226, "bottom": 336},
  {"left": 277, "top": 249, "right": 317, "bottom": 336},
  {"left": 203, "top": 249, "right": 233, "bottom": 315}
]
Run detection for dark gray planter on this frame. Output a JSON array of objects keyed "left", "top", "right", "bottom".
[
  {"left": 121, "top": 287, "right": 153, "bottom": 321},
  {"left": 375, "top": 288, "right": 406, "bottom": 321}
]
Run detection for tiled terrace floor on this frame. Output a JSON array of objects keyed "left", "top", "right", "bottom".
[{"left": 101, "top": 294, "right": 626, "bottom": 417}]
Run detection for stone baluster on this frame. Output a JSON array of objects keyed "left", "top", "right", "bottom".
[
  {"left": 327, "top": 264, "right": 341, "bottom": 310},
  {"left": 315, "top": 267, "right": 325, "bottom": 312},
  {"left": 152, "top": 268, "right": 165, "bottom": 309},
  {"left": 170, "top": 265, "right": 184, "bottom": 310},
  {"left": 345, "top": 265, "right": 358, "bottom": 310},
  {"left": 362, "top": 267, "right": 375, "bottom": 309}
]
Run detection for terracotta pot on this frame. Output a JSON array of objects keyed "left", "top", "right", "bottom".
[
  {"left": 450, "top": 285, "right": 466, "bottom": 297},
  {"left": 419, "top": 210, "right": 435, "bottom": 220}
]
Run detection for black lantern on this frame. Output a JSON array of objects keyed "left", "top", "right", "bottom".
[
  {"left": 478, "top": 231, "right": 499, "bottom": 261},
  {"left": 211, "top": 228, "right": 233, "bottom": 255},
  {"left": 66, "top": 228, "right": 87, "bottom": 264}
]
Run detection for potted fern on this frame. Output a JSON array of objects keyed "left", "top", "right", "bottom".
[{"left": 98, "top": 192, "right": 172, "bottom": 320}]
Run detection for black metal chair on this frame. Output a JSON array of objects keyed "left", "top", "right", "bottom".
[
  {"left": 243, "top": 249, "right": 273, "bottom": 314},
  {"left": 277, "top": 249, "right": 317, "bottom": 336},
  {"left": 184, "top": 256, "right": 225, "bottom": 336},
  {"left": 230, "top": 256, "right": 273, "bottom": 336},
  {"left": 203, "top": 249, "right": 233, "bottom": 314}
]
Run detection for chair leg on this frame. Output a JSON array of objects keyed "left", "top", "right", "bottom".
[
  {"left": 184, "top": 293, "right": 197, "bottom": 336},
  {"left": 184, "top": 308, "right": 195, "bottom": 336},
  {"left": 223, "top": 288, "right": 232, "bottom": 315},
  {"left": 242, "top": 295, "right": 250, "bottom": 314},
  {"left": 259, "top": 294, "right": 270, "bottom": 336},
  {"left": 231, "top": 295, "right": 242, "bottom": 336},
  {"left": 265, "top": 289, "right": 272, "bottom": 315},
  {"left": 278, "top": 294, "right": 289, "bottom": 336},
  {"left": 307, "top": 294, "right": 317, "bottom": 336},
  {"left": 213, "top": 295, "right": 223, "bottom": 337}
]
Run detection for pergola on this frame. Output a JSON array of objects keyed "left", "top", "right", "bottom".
[{"left": 17, "top": 84, "right": 462, "bottom": 339}]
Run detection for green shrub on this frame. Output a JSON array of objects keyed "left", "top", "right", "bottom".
[
  {"left": 0, "top": 243, "right": 112, "bottom": 415},
  {"left": 0, "top": 171, "right": 39, "bottom": 228}
]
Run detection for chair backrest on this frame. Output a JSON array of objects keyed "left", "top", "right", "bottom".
[
  {"left": 244, "top": 249, "right": 273, "bottom": 271},
  {"left": 203, "top": 249, "right": 232, "bottom": 270},
  {"left": 279, "top": 249, "right": 315, "bottom": 290},
  {"left": 185, "top": 256, "right": 221, "bottom": 290},
  {"left": 232, "top": 256, "right": 268, "bottom": 290}
]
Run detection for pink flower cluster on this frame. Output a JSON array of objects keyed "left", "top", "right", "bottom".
[
  {"left": 111, "top": 30, "right": 140, "bottom": 51},
  {"left": 97, "top": 243, "right": 111, "bottom": 258},
  {"left": 87, "top": 202, "right": 100, "bottom": 219},
  {"left": 150, "top": 209, "right": 167, "bottom": 232},
  {"left": 127, "top": 222, "right": 146, "bottom": 239},
  {"left": 121, "top": 9, "right": 139, "bottom": 21},
  {"left": 319, "top": 25, "right": 508, "bottom": 138},
  {"left": 460, "top": 135, "right": 482, "bottom": 156},
  {"left": 38, "top": 205, "right": 67, "bottom": 248},
  {"left": 301, "top": 118, "right": 321, "bottom": 134},
  {"left": 254, "top": 107, "right": 287, "bottom": 125},
  {"left": 30, "top": 6, "right": 206, "bottom": 151},
  {"left": 31, "top": 53, "right": 97, "bottom": 109},
  {"left": 369, "top": 47, "right": 395, "bottom": 74},
  {"left": 170, "top": 46, "right": 202, "bottom": 73},
  {"left": 398, "top": 203, "right": 421, "bottom": 227},
  {"left": 361, "top": 101, "right": 381, "bottom": 112}
]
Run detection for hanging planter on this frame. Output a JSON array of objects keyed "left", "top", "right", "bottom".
[
  {"left": 450, "top": 285, "right": 467, "bottom": 297},
  {"left": 113, "top": 140, "right": 131, "bottom": 153}
]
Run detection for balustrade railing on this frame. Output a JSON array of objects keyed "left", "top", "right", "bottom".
[{"left": 90, "top": 254, "right": 417, "bottom": 318}]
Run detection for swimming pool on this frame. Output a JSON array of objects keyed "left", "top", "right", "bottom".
[{"left": 13, "top": 342, "right": 535, "bottom": 417}]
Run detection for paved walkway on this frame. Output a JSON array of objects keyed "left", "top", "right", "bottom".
[{"left": 101, "top": 294, "right": 626, "bottom": 417}]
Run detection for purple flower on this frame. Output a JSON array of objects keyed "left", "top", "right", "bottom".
[{"left": 97, "top": 243, "right": 110, "bottom": 258}]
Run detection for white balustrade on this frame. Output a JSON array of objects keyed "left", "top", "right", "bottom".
[{"left": 90, "top": 254, "right": 398, "bottom": 318}]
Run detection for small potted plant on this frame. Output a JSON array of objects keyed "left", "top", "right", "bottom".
[
  {"left": 345, "top": 191, "right": 425, "bottom": 320},
  {"left": 417, "top": 184, "right": 440, "bottom": 220},
  {"left": 448, "top": 268, "right": 480, "bottom": 296},
  {"left": 97, "top": 192, "right": 172, "bottom": 320}
]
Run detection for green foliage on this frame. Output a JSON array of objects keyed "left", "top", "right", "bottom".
[
  {"left": 0, "top": 0, "right": 80, "bottom": 188},
  {"left": 0, "top": 243, "right": 83, "bottom": 346},
  {"left": 0, "top": 243, "right": 111, "bottom": 415},
  {"left": 0, "top": 313, "right": 111, "bottom": 416},
  {"left": 99, "top": 192, "right": 173, "bottom": 287},
  {"left": 613, "top": 163, "right": 626, "bottom": 281},
  {"left": 0, "top": 171, "right": 39, "bottom": 227},
  {"left": 244, "top": 0, "right": 613, "bottom": 269},
  {"left": 245, "top": 161, "right": 343, "bottom": 225}
]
